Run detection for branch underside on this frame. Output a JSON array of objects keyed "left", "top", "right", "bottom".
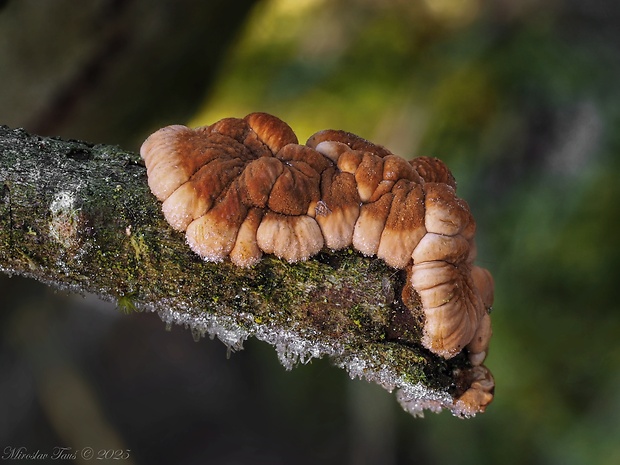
[{"left": 0, "top": 125, "right": 491, "bottom": 418}]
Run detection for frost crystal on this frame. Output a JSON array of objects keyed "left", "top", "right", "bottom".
[
  {"left": 149, "top": 297, "right": 465, "bottom": 418},
  {"left": 154, "top": 299, "right": 250, "bottom": 353},
  {"left": 254, "top": 325, "right": 341, "bottom": 370},
  {"left": 336, "top": 352, "right": 453, "bottom": 418},
  {"left": 396, "top": 385, "right": 452, "bottom": 418}
]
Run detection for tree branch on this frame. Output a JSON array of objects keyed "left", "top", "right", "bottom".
[{"left": 0, "top": 125, "right": 491, "bottom": 418}]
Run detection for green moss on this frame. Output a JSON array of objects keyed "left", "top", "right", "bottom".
[{"left": 116, "top": 292, "right": 138, "bottom": 314}]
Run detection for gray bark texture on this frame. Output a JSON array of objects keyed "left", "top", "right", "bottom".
[{"left": 0, "top": 125, "right": 488, "bottom": 418}]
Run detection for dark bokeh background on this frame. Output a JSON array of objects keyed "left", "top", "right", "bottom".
[{"left": 1, "top": 0, "right": 619, "bottom": 464}]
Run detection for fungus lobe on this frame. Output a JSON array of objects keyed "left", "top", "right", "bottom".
[{"left": 141, "top": 113, "right": 495, "bottom": 410}]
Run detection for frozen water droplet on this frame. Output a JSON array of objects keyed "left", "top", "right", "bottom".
[
  {"left": 191, "top": 327, "right": 203, "bottom": 342},
  {"left": 165, "top": 322, "right": 172, "bottom": 332},
  {"left": 0, "top": 267, "right": 14, "bottom": 278}
]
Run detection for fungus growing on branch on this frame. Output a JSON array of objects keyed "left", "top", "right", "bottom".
[{"left": 141, "top": 113, "right": 495, "bottom": 412}]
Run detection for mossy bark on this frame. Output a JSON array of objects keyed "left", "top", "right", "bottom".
[{"left": 0, "top": 125, "right": 483, "bottom": 417}]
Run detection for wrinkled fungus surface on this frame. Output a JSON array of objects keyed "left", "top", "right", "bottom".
[{"left": 141, "top": 112, "right": 495, "bottom": 414}]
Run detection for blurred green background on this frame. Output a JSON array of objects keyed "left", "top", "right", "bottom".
[{"left": 1, "top": 0, "right": 619, "bottom": 464}]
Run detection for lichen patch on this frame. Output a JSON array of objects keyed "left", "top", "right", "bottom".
[{"left": 49, "top": 190, "right": 82, "bottom": 250}]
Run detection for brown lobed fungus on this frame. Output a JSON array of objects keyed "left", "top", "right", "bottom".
[{"left": 141, "top": 113, "right": 495, "bottom": 409}]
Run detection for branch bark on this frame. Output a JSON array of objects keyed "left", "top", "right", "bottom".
[{"left": 0, "top": 125, "right": 489, "bottom": 418}]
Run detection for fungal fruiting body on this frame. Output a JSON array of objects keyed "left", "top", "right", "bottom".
[{"left": 141, "top": 113, "right": 495, "bottom": 409}]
